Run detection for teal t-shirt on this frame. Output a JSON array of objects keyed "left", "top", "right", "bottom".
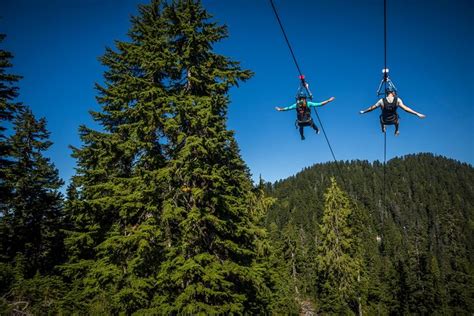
[{"left": 280, "top": 101, "right": 323, "bottom": 111}]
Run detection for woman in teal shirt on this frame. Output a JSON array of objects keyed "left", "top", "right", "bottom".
[{"left": 276, "top": 95, "right": 335, "bottom": 140}]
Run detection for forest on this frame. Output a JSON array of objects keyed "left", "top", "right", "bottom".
[
  {"left": 265, "top": 154, "right": 474, "bottom": 314},
  {"left": 1, "top": 0, "right": 473, "bottom": 314}
]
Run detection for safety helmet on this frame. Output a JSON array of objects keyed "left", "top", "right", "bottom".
[
  {"left": 385, "top": 86, "right": 396, "bottom": 94},
  {"left": 296, "top": 91, "right": 307, "bottom": 99}
]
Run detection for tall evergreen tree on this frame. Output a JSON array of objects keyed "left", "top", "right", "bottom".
[
  {"left": 0, "top": 36, "right": 66, "bottom": 314},
  {"left": 0, "top": 34, "right": 22, "bottom": 262},
  {"left": 0, "top": 33, "right": 21, "bottom": 160},
  {"left": 266, "top": 222, "right": 300, "bottom": 314},
  {"left": 316, "top": 178, "right": 362, "bottom": 314},
  {"left": 143, "top": 1, "right": 271, "bottom": 313},
  {"left": 2, "top": 107, "right": 64, "bottom": 276},
  {"left": 63, "top": 0, "right": 272, "bottom": 313}
]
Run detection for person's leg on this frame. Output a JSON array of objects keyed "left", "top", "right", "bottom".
[
  {"left": 394, "top": 117, "right": 400, "bottom": 136},
  {"left": 380, "top": 115, "right": 386, "bottom": 133},
  {"left": 299, "top": 125, "right": 305, "bottom": 140},
  {"left": 310, "top": 120, "right": 320, "bottom": 134}
]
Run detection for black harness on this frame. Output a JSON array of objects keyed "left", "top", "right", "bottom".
[
  {"left": 380, "top": 96, "right": 399, "bottom": 125},
  {"left": 296, "top": 102, "right": 312, "bottom": 125}
]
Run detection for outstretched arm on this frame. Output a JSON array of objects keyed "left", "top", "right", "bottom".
[
  {"left": 275, "top": 103, "right": 296, "bottom": 112},
  {"left": 360, "top": 100, "right": 382, "bottom": 114},
  {"left": 319, "top": 96, "right": 335, "bottom": 106},
  {"left": 307, "top": 97, "right": 335, "bottom": 108},
  {"left": 398, "top": 100, "right": 426, "bottom": 118}
]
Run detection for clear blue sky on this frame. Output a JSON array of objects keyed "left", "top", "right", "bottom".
[{"left": 2, "top": 0, "right": 473, "bottom": 185}]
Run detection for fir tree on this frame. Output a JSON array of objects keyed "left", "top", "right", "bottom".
[
  {"left": 0, "top": 33, "right": 22, "bottom": 263},
  {"left": 0, "top": 33, "right": 21, "bottom": 158},
  {"left": 266, "top": 222, "right": 300, "bottom": 314},
  {"left": 147, "top": 1, "right": 271, "bottom": 313},
  {"left": 0, "top": 37, "right": 66, "bottom": 314},
  {"left": 63, "top": 0, "right": 272, "bottom": 313},
  {"left": 3, "top": 107, "right": 65, "bottom": 276},
  {"left": 316, "top": 178, "right": 362, "bottom": 314}
]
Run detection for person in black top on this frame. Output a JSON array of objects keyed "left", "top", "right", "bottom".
[{"left": 359, "top": 88, "right": 426, "bottom": 136}]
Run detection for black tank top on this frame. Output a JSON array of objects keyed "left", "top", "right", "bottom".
[{"left": 382, "top": 97, "right": 398, "bottom": 121}]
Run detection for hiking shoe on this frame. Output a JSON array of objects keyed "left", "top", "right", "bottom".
[
  {"left": 301, "top": 135, "right": 305, "bottom": 140},
  {"left": 315, "top": 128, "right": 320, "bottom": 134},
  {"left": 395, "top": 130, "right": 400, "bottom": 136}
]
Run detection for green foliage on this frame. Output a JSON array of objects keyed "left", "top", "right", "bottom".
[
  {"left": 0, "top": 34, "right": 67, "bottom": 315},
  {"left": 0, "top": 106, "right": 67, "bottom": 312},
  {"left": 0, "top": 33, "right": 21, "bottom": 141},
  {"left": 140, "top": 1, "right": 269, "bottom": 312},
  {"left": 0, "top": 33, "right": 22, "bottom": 262},
  {"left": 2, "top": 108, "right": 65, "bottom": 275},
  {"left": 3, "top": 1, "right": 472, "bottom": 314},
  {"left": 62, "top": 0, "right": 271, "bottom": 314},
  {"left": 0, "top": 256, "right": 67, "bottom": 315},
  {"left": 316, "top": 178, "right": 362, "bottom": 314},
  {"left": 266, "top": 221, "right": 308, "bottom": 313},
  {"left": 10, "top": 273, "right": 67, "bottom": 315},
  {"left": 62, "top": 2, "right": 173, "bottom": 312},
  {"left": 266, "top": 154, "right": 474, "bottom": 314}
]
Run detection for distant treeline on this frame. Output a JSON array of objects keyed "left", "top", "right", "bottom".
[{"left": 265, "top": 153, "right": 474, "bottom": 314}]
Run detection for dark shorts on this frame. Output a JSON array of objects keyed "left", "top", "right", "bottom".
[
  {"left": 380, "top": 114, "right": 399, "bottom": 125},
  {"left": 297, "top": 119, "right": 313, "bottom": 127}
]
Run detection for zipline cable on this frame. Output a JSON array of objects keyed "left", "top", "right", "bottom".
[
  {"left": 384, "top": 0, "right": 387, "bottom": 72},
  {"left": 268, "top": 0, "right": 304, "bottom": 78},
  {"left": 382, "top": 0, "right": 388, "bottom": 225},
  {"left": 269, "top": 0, "right": 346, "bottom": 187},
  {"left": 383, "top": 130, "right": 387, "bottom": 224}
]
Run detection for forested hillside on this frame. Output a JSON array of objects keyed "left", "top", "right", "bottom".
[{"left": 265, "top": 153, "right": 474, "bottom": 314}]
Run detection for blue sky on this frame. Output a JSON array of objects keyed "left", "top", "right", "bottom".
[{"left": 2, "top": 0, "right": 473, "bottom": 185}]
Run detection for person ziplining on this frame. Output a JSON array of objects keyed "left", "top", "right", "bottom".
[
  {"left": 359, "top": 84, "right": 425, "bottom": 136},
  {"left": 359, "top": 0, "right": 426, "bottom": 137},
  {"left": 275, "top": 79, "right": 334, "bottom": 140}
]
